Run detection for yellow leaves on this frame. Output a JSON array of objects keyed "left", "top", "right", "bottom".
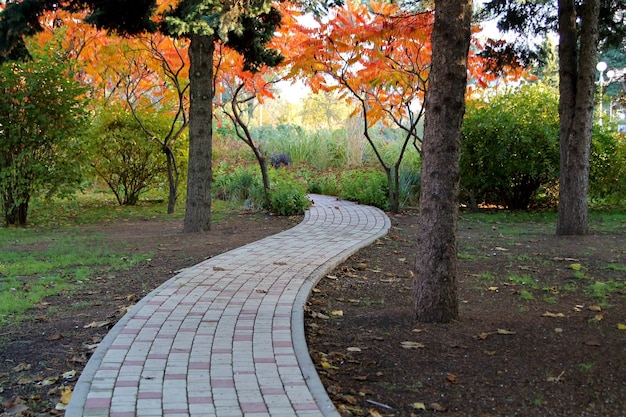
[
  {"left": 60, "top": 387, "right": 73, "bottom": 405},
  {"left": 542, "top": 311, "right": 566, "bottom": 318},
  {"left": 618, "top": 323, "right": 626, "bottom": 330},
  {"left": 412, "top": 402, "right": 427, "bottom": 411}
]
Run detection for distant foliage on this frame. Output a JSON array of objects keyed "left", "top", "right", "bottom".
[
  {"left": 461, "top": 83, "right": 560, "bottom": 210},
  {"left": 88, "top": 106, "right": 167, "bottom": 206}
]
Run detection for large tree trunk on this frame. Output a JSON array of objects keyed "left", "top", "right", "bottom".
[
  {"left": 556, "top": 0, "right": 600, "bottom": 236},
  {"left": 412, "top": 0, "right": 472, "bottom": 323},
  {"left": 184, "top": 34, "right": 215, "bottom": 233}
]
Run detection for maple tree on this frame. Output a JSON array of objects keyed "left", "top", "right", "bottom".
[
  {"left": 33, "top": 10, "right": 190, "bottom": 213},
  {"left": 288, "top": 1, "right": 515, "bottom": 213},
  {"left": 213, "top": 3, "right": 301, "bottom": 205},
  {"left": 0, "top": 0, "right": 286, "bottom": 233}
]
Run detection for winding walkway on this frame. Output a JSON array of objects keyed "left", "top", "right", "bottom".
[{"left": 66, "top": 194, "right": 391, "bottom": 417}]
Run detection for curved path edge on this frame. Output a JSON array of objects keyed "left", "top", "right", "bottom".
[{"left": 67, "top": 194, "right": 391, "bottom": 417}]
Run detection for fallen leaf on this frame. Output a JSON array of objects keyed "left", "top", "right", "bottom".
[
  {"left": 412, "top": 402, "right": 427, "bottom": 410},
  {"left": 588, "top": 305, "right": 602, "bottom": 312},
  {"left": 546, "top": 371, "right": 565, "bottom": 382},
  {"left": 13, "top": 363, "right": 31, "bottom": 372},
  {"left": 401, "top": 341, "right": 425, "bottom": 349},
  {"left": 326, "top": 275, "right": 338, "bottom": 280},
  {"left": 330, "top": 310, "right": 344, "bottom": 317},
  {"left": 430, "top": 402, "right": 448, "bottom": 412},
  {"left": 37, "top": 376, "right": 59, "bottom": 386},
  {"left": 83, "top": 320, "right": 111, "bottom": 329},
  {"left": 593, "top": 314, "right": 604, "bottom": 322},
  {"left": 488, "top": 286, "right": 499, "bottom": 291},
  {"left": 342, "top": 395, "right": 358, "bottom": 405},
  {"left": 368, "top": 409, "right": 384, "bottom": 417},
  {"left": 494, "top": 246, "right": 509, "bottom": 251},
  {"left": 570, "top": 263, "right": 582, "bottom": 271},
  {"left": 2, "top": 396, "right": 28, "bottom": 415},
  {"left": 617, "top": 323, "right": 626, "bottom": 330},
  {"left": 496, "top": 329, "right": 516, "bottom": 335},
  {"left": 62, "top": 370, "right": 77, "bottom": 381},
  {"left": 584, "top": 340, "right": 601, "bottom": 346},
  {"left": 353, "top": 375, "right": 368, "bottom": 381},
  {"left": 477, "top": 332, "right": 492, "bottom": 340},
  {"left": 445, "top": 374, "right": 459, "bottom": 384},
  {"left": 46, "top": 333, "right": 63, "bottom": 341},
  {"left": 60, "top": 387, "right": 72, "bottom": 404},
  {"left": 347, "top": 347, "right": 362, "bottom": 353},
  {"left": 542, "top": 311, "right": 565, "bottom": 318}
]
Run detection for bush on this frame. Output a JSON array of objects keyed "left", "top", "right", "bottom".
[
  {"left": 266, "top": 169, "right": 311, "bottom": 216},
  {"left": 0, "top": 44, "right": 89, "bottom": 226},
  {"left": 213, "top": 165, "right": 310, "bottom": 215},
  {"left": 589, "top": 124, "right": 626, "bottom": 206},
  {"left": 340, "top": 168, "right": 389, "bottom": 210},
  {"left": 88, "top": 106, "right": 167, "bottom": 205},
  {"left": 461, "top": 83, "right": 560, "bottom": 210},
  {"left": 213, "top": 165, "right": 262, "bottom": 204}
]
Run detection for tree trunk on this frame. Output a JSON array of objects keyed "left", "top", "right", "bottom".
[
  {"left": 164, "top": 146, "right": 178, "bottom": 215},
  {"left": 413, "top": 0, "right": 472, "bottom": 323},
  {"left": 183, "top": 34, "right": 214, "bottom": 233},
  {"left": 556, "top": 0, "right": 600, "bottom": 236}
]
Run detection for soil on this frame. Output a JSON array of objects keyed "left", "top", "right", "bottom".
[{"left": 1, "top": 208, "right": 625, "bottom": 417}]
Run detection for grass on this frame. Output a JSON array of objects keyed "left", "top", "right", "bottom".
[
  {"left": 0, "top": 228, "right": 149, "bottom": 324},
  {"left": 508, "top": 274, "right": 539, "bottom": 289}
]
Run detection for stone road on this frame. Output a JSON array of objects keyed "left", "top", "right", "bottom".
[{"left": 66, "top": 194, "right": 390, "bottom": 417}]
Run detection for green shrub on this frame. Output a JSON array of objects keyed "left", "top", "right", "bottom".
[
  {"left": 213, "top": 165, "right": 262, "bottom": 204},
  {"left": 89, "top": 105, "right": 167, "bottom": 206},
  {"left": 461, "top": 83, "right": 560, "bottom": 210},
  {"left": 266, "top": 169, "right": 310, "bottom": 216},
  {"left": 340, "top": 168, "right": 389, "bottom": 210},
  {"left": 589, "top": 124, "right": 626, "bottom": 206}
]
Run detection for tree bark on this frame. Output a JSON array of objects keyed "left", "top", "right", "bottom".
[
  {"left": 413, "top": 0, "right": 472, "bottom": 323},
  {"left": 183, "top": 34, "right": 215, "bottom": 233},
  {"left": 556, "top": 0, "right": 600, "bottom": 236}
]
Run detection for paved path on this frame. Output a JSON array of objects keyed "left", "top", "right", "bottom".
[{"left": 66, "top": 195, "right": 390, "bottom": 417}]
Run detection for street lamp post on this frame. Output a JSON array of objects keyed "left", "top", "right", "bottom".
[{"left": 596, "top": 61, "right": 615, "bottom": 125}]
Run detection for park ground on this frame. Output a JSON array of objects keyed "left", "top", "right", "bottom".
[{"left": 0, "top": 207, "right": 625, "bottom": 416}]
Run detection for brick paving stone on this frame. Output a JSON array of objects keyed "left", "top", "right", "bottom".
[{"left": 67, "top": 195, "right": 390, "bottom": 417}]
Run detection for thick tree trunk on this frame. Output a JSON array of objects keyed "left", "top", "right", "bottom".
[
  {"left": 556, "top": 0, "right": 600, "bottom": 236},
  {"left": 184, "top": 34, "right": 214, "bottom": 233},
  {"left": 413, "top": 0, "right": 472, "bottom": 323}
]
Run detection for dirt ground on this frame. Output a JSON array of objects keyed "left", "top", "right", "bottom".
[{"left": 1, "top": 208, "right": 625, "bottom": 417}]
